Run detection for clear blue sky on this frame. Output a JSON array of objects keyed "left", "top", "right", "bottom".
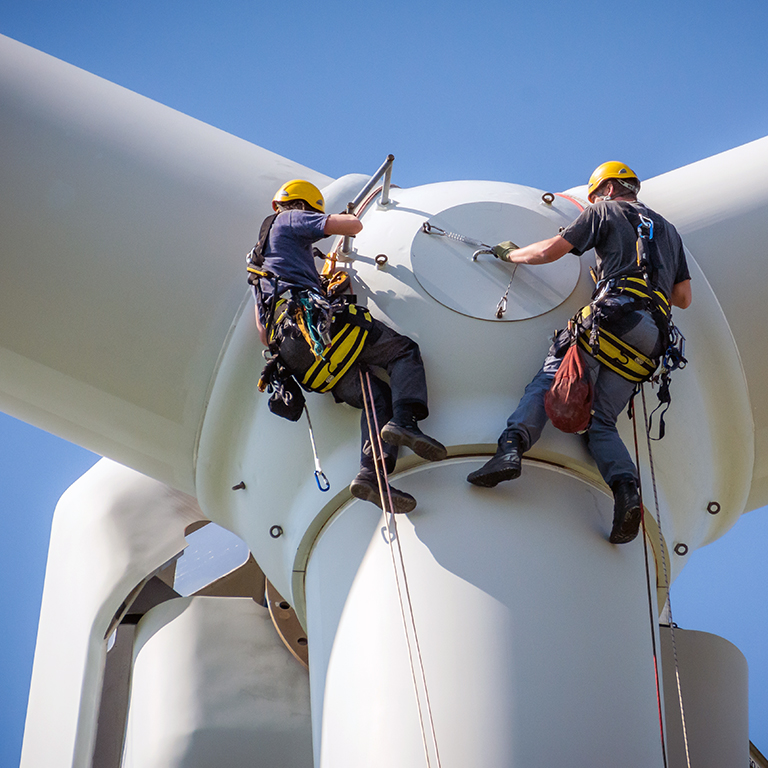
[{"left": 1, "top": 1, "right": 767, "bottom": 765}]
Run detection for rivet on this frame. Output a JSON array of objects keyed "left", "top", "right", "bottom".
[
  {"left": 707, "top": 501, "right": 721, "bottom": 515},
  {"left": 674, "top": 543, "right": 689, "bottom": 556},
  {"left": 269, "top": 525, "right": 283, "bottom": 539}
]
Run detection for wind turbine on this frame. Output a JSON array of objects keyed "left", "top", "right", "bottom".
[{"left": 3, "top": 33, "right": 766, "bottom": 768}]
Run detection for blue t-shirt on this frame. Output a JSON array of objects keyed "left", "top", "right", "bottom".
[{"left": 256, "top": 209, "right": 329, "bottom": 321}]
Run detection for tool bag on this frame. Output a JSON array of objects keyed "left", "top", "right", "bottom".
[
  {"left": 261, "top": 294, "right": 374, "bottom": 396},
  {"left": 545, "top": 336, "right": 594, "bottom": 433},
  {"left": 258, "top": 355, "right": 306, "bottom": 421}
]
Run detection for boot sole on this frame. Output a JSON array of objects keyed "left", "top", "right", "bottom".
[
  {"left": 380, "top": 424, "right": 447, "bottom": 462},
  {"left": 609, "top": 505, "right": 642, "bottom": 544},
  {"left": 350, "top": 478, "right": 417, "bottom": 514},
  {"left": 466, "top": 464, "right": 521, "bottom": 487}
]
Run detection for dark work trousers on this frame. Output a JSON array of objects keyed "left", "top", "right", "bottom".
[
  {"left": 330, "top": 319, "right": 430, "bottom": 473},
  {"left": 504, "top": 310, "right": 663, "bottom": 487}
]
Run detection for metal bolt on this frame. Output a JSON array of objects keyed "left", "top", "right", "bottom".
[{"left": 231, "top": 481, "right": 246, "bottom": 491}]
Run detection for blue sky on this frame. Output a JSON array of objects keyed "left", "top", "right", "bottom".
[{"left": 1, "top": 1, "right": 768, "bottom": 764}]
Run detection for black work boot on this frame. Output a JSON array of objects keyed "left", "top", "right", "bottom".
[
  {"left": 467, "top": 432, "right": 523, "bottom": 487},
  {"left": 380, "top": 415, "right": 447, "bottom": 462},
  {"left": 350, "top": 469, "right": 417, "bottom": 514},
  {"left": 609, "top": 478, "right": 642, "bottom": 544}
]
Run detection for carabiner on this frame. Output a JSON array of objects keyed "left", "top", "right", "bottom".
[
  {"left": 314, "top": 470, "right": 330, "bottom": 492},
  {"left": 637, "top": 215, "right": 654, "bottom": 240},
  {"left": 495, "top": 295, "right": 508, "bottom": 319}
]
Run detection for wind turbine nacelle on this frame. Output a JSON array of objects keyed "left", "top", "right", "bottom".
[{"left": 196, "top": 178, "right": 751, "bottom": 609}]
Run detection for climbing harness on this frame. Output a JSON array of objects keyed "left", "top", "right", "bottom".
[
  {"left": 250, "top": 262, "right": 373, "bottom": 395},
  {"left": 630, "top": 389, "right": 692, "bottom": 768},
  {"left": 303, "top": 404, "right": 330, "bottom": 492},
  {"left": 421, "top": 221, "right": 494, "bottom": 261},
  {"left": 566, "top": 206, "right": 687, "bottom": 436},
  {"left": 574, "top": 304, "right": 658, "bottom": 383},
  {"left": 299, "top": 303, "right": 374, "bottom": 392},
  {"left": 495, "top": 264, "right": 519, "bottom": 318},
  {"left": 359, "top": 370, "right": 443, "bottom": 768}
]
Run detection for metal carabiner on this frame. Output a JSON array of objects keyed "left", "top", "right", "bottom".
[
  {"left": 304, "top": 404, "right": 331, "bottom": 493},
  {"left": 314, "top": 470, "right": 330, "bottom": 492},
  {"left": 637, "top": 215, "right": 654, "bottom": 240}
]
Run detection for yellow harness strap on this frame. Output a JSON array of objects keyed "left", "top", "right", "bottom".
[
  {"left": 301, "top": 305, "right": 372, "bottom": 392},
  {"left": 576, "top": 305, "right": 658, "bottom": 383}
]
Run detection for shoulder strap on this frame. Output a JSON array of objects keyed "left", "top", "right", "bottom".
[
  {"left": 614, "top": 202, "right": 661, "bottom": 288},
  {"left": 246, "top": 213, "right": 278, "bottom": 273}
]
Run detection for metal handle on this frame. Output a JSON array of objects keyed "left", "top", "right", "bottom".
[{"left": 341, "top": 155, "right": 396, "bottom": 255}]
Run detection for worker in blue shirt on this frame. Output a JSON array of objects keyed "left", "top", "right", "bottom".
[{"left": 253, "top": 179, "right": 446, "bottom": 514}]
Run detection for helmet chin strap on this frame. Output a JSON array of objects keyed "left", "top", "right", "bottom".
[{"left": 595, "top": 178, "right": 638, "bottom": 202}]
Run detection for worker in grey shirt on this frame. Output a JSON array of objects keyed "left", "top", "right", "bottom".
[{"left": 467, "top": 162, "right": 691, "bottom": 544}]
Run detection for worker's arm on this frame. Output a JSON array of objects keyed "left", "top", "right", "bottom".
[
  {"left": 496, "top": 235, "right": 574, "bottom": 265},
  {"left": 254, "top": 306, "right": 268, "bottom": 346},
  {"left": 671, "top": 279, "right": 692, "bottom": 309},
  {"left": 324, "top": 213, "right": 363, "bottom": 236}
]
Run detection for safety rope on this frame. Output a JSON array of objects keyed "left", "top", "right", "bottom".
[
  {"left": 495, "top": 264, "right": 519, "bottom": 318},
  {"left": 633, "top": 386, "right": 692, "bottom": 768},
  {"left": 630, "top": 397, "right": 669, "bottom": 768},
  {"left": 359, "top": 370, "right": 443, "bottom": 768}
]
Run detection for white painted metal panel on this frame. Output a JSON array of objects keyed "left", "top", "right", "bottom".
[{"left": 123, "top": 598, "right": 312, "bottom": 768}]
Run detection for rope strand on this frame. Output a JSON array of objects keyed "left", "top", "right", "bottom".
[
  {"left": 640, "top": 385, "right": 692, "bottom": 768},
  {"left": 359, "top": 371, "right": 442, "bottom": 768},
  {"left": 630, "top": 396, "right": 669, "bottom": 768}
]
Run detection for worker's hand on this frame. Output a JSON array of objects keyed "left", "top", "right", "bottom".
[{"left": 492, "top": 241, "right": 519, "bottom": 261}]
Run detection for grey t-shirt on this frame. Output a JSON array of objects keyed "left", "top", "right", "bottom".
[{"left": 561, "top": 200, "right": 690, "bottom": 300}]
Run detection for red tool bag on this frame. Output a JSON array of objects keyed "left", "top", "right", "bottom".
[{"left": 545, "top": 342, "right": 594, "bottom": 433}]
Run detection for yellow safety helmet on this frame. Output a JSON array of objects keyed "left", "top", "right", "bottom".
[
  {"left": 587, "top": 162, "right": 639, "bottom": 201},
  {"left": 272, "top": 179, "right": 325, "bottom": 213}
]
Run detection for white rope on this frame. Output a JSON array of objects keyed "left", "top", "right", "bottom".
[
  {"left": 359, "top": 370, "right": 443, "bottom": 768},
  {"left": 640, "top": 385, "right": 692, "bottom": 768},
  {"left": 631, "top": 397, "right": 669, "bottom": 768}
]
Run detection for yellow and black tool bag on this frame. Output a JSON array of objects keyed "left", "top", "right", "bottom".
[
  {"left": 574, "top": 303, "right": 658, "bottom": 384},
  {"left": 268, "top": 299, "right": 374, "bottom": 394},
  {"left": 299, "top": 303, "right": 373, "bottom": 392}
]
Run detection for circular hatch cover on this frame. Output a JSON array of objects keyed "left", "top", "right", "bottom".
[{"left": 411, "top": 201, "right": 581, "bottom": 321}]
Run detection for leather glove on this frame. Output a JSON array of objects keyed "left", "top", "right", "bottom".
[{"left": 492, "top": 241, "right": 519, "bottom": 261}]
